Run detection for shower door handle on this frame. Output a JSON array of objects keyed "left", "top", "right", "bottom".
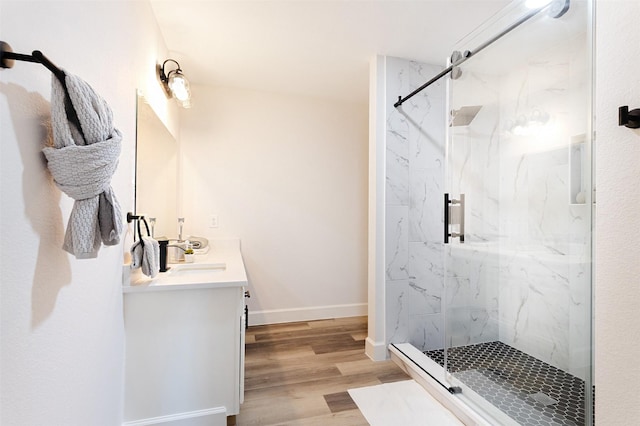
[
  {"left": 444, "top": 193, "right": 465, "bottom": 244},
  {"left": 444, "top": 193, "right": 450, "bottom": 243}
]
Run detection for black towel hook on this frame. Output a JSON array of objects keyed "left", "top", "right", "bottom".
[
  {"left": 0, "top": 40, "right": 86, "bottom": 142},
  {"left": 619, "top": 106, "right": 640, "bottom": 129}
]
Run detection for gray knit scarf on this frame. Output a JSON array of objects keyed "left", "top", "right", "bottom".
[{"left": 43, "top": 73, "right": 123, "bottom": 259}]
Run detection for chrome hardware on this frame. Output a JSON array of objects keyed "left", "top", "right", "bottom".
[{"left": 444, "top": 193, "right": 465, "bottom": 244}]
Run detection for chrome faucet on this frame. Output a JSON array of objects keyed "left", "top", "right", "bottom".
[{"left": 149, "top": 217, "right": 156, "bottom": 238}]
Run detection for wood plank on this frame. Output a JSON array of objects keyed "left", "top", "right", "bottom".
[
  {"left": 244, "top": 339, "right": 313, "bottom": 357},
  {"left": 245, "top": 365, "right": 343, "bottom": 391},
  {"left": 324, "top": 391, "right": 359, "bottom": 413},
  {"left": 253, "top": 322, "right": 367, "bottom": 342},
  {"left": 336, "top": 358, "right": 406, "bottom": 377},
  {"left": 350, "top": 331, "right": 368, "bottom": 340},
  {"left": 245, "top": 348, "right": 366, "bottom": 377},
  {"left": 378, "top": 368, "right": 416, "bottom": 383},
  {"left": 238, "top": 317, "right": 410, "bottom": 424},
  {"left": 311, "top": 334, "right": 364, "bottom": 354},
  {"left": 235, "top": 395, "right": 331, "bottom": 425},
  {"left": 243, "top": 371, "right": 383, "bottom": 401},
  {"left": 311, "top": 348, "right": 370, "bottom": 364},
  {"left": 283, "top": 408, "right": 370, "bottom": 426},
  {"left": 247, "top": 321, "right": 312, "bottom": 334},
  {"left": 307, "top": 316, "right": 367, "bottom": 328}
]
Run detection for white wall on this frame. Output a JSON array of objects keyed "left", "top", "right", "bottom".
[
  {"left": 594, "top": 1, "right": 640, "bottom": 423},
  {"left": 367, "top": 55, "right": 388, "bottom": 361},
  {"left": 0, "top": 1, "right": 175, "bottom": 424},
  {"left": 179, "top": 85, "right": 368, "bottom": 325}
]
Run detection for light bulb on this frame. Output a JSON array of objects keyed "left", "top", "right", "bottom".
[{"left": 168, "top": 73, "right": 191, "bottom": 102}]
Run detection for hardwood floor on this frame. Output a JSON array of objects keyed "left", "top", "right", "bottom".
[{"left": 235, "top": 316, "right": 410, "bottom": 425}]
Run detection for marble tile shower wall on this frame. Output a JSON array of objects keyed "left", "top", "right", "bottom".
[
  {"left": 382, "top": 43, "right": 591, "bottom": 378},
  {"left": 495, "top": 38, "right": 591, "bottom": 378},
  {"left": 384, "top": 57, "right": 448, "bottom": 351},
  {"left": 441, "top": 38, "right": 591, "bottom": 376},
  {"left": 445, "top": 71, "right": 502, "bottom": 349}
]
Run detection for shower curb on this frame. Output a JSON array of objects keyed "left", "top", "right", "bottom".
[{"left": 388, "top": 343, "right": 510, "bottom": 426}]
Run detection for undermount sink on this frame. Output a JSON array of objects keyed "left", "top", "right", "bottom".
[{"left": 169, "top": 263, "right": 227, "bottom": 274}]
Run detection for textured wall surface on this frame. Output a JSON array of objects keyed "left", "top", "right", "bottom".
[
  {"left": 594, "top": 1, "right": 640, "bottom": 424},
  {"left": 0, "top": 2, "right": 174, "bottom": 424}
]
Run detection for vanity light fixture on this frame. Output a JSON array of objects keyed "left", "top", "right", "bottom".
[{"left": 158, "top": 59, "right": 191, "bottom": 108}]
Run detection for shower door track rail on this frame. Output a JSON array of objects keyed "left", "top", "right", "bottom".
[
  {"left": 389, "top": 343, "right": 462, "bottom": 395},
  {"left": 393, "top": 0, "right": 568, "bottom": 108}
]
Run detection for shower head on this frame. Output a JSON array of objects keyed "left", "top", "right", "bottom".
[{"left": 450, "top": 105, "right": 482, "bottom": 127}]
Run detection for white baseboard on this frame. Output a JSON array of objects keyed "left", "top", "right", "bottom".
[
  {"left": 365, "top": 336, "right": 388, "bottom": 361},
  {"left": 122, "top": 407, "right": 227, "bottom": 426},
  {"left": 248, "top": 303, "right": 367, "bottom": 325}
]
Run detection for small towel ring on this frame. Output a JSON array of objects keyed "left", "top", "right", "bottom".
[{"left": 136, "top": 217, "right": 151, "bottom": 246}]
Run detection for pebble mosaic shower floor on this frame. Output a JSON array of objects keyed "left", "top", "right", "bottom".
[{"left": 424, "top": 341, "right": 588, "bottom": 426}]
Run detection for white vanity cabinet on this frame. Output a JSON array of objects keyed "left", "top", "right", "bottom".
[{"left": 122, "top": 242, "right": 247, "bottom": 426}]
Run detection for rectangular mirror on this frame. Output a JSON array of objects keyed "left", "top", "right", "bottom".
[{"left": 135, "top": 93, "right": 178, "bottom": 239}]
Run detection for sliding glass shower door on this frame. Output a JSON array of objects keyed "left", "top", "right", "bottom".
[{"left": 441, "top": 1, "right": 593, "bottom": 424}]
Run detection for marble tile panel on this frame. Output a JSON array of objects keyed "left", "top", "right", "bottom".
[
  {"left": 385, "top": 206, "right": 409, "bottom": 280},
  {"left": 408, "top": 241, "right": 444, "bottom": 281},
  {"left": 386, "top": 57, "right": 444, "bottom": 101},
  {"left": 447, "top": 305, "right": 497, "bottom": 348},
  {"left": 409, "top": 94, "right": 446, "bottom": 169},
  {"left": 385, "top": 280, "right": 409, "bottom": 345},
  {"left": 408, "top": 313, "right": 444, "bottom": 352},
  {"left": 385, "top": 58, "right": 444, "bottom": 208},
  {"left": 527, "top": 162, "right": 570, "bottom": 243},
  {"left": 408, "top": 241, "right": 444, "bottom": 318},
  {"left": 409, "top": 168, "right": 443, "bottom": 242},
  {"left": 445, "top": 246, "right": 498, "bottom": 307},
  {"left": 407, "top": 279, "right": 442, "bottom": 317},
  {"left": 386, "top": 111, "right": 411, "bottom": 206},
  {"left": 497, "top": 248, "right": 572, "bottom": 372},
  {"left": 443, "top": 246, "right": 500, "bottom": 347}
]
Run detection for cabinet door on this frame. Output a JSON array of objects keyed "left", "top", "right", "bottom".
[
  {"left": 239, "top": 286, "right": 246, "bottom": 404},
  {"left": 124, "top": 287, "right": 244, "bottom": 422}
]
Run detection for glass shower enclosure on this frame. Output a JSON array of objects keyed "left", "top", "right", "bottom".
[{"left": 393, "top": 1, "right": 594, "bottom": 425}]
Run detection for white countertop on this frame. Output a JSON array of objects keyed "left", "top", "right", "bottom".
[{"left": 123, "top": 239, "right": 248, "bottom": 293}]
